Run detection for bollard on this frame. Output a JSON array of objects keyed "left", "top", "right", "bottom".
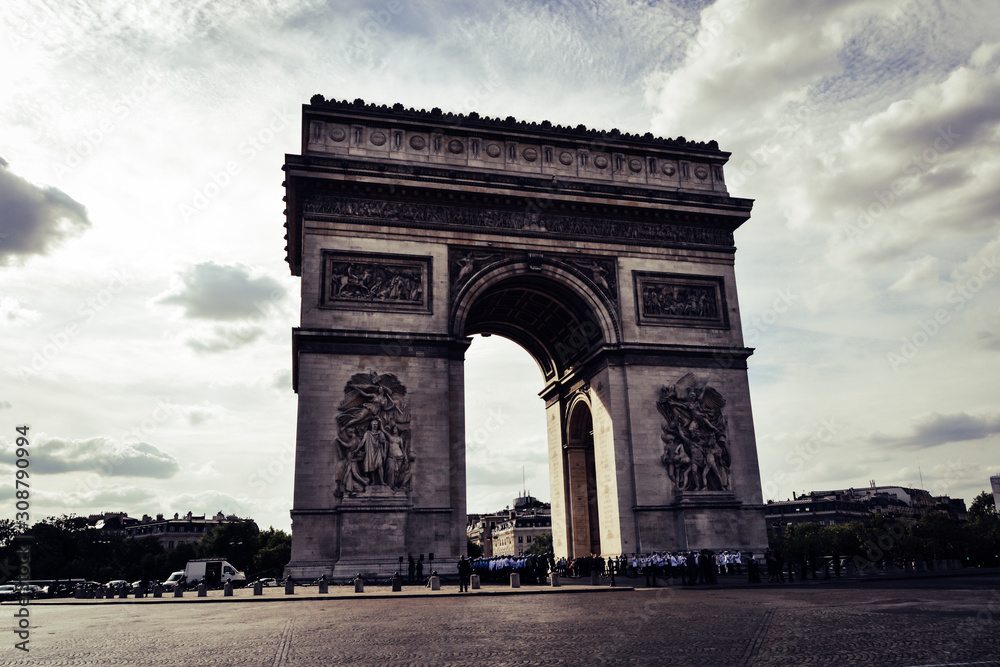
[
  {"left": 253, "top": 581, "right": 263, "bottom": 596},
  {"left": 429, "top": 576, "right": 440, "bottom": 591},
  {"left": 197, "top": 583, "right": 207, "bottom": 597},
  {"left": 550, "top": 573, "right": 561, "bottom": 587},
  {"left": 285, "top": 579, "right": 295, "bottom": 595},
  {"left": 174, "top": 586, "right": 183, "bottom": 598},
  {"left": 470, "top": 574, "right": 480, "bottom": 590},
  {"left": 224, "top": 582, "right": 233, "bottom": 597},
  {"left": 510, "top": 573, "right": 520, "bottom": 589},
  {"left": 153, "top": 585, "right": 163, "bottom": 598},
  {"left": 74, "top": 588, "right": 83, "bottom": 599},
  {"left": 318, "top": 580, "right": 329, "bottom": 594},
  {"left": 135, "top": 587, "right": 144, "bottom": 599},
  {"left": 590, "top": 571, "right": 600, "bottom": 586},
  {"left": 119, "top": 588, "right": 128, "bottom": 599},
  {"left": 354, "top": 575, "right": 365, "bottom": 594},
  {"left": 391, "top": 576, "right": 401, "bottom": 592}
]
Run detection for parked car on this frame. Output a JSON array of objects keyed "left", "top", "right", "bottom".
[
  {"left": 161, "top": 571, "right": 185, "bottom": 591},
  {"left": 105, "top": 580, "right": 131, "bottom": 591},
  {"left": 0, "top": 585, "right": 18, "bottom": 601},
  {"left": 17, "top": 584, "right": 45, "bottom": 599},
  {"left": 258, "top": 577, "right": 278, "bottom": 587}
]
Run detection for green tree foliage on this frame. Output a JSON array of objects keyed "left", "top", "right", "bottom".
[
  {"left": 525, "top": 531, "right": 553, "bottom": 556},
  {"left": 966, "top": 491, "right": 1000, "bottom": 567},
  {"left": 766, "top": 490, "right": 1000, "bottom": 568},
  {"left": 198, "top": 521, "right": 260, "bottom": 572},
  {"left": 252, "top": 528, "right": 292, "bottom": 577}
]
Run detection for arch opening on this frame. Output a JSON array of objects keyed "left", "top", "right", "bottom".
[{"left": 460, "top": 274, "right": 607, "bottom": 381}]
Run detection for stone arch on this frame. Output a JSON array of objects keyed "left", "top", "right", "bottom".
[{"left": 450, "top": 259, "right": 619, "bottom": 381}]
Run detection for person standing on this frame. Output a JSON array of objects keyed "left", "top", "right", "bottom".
[{"left": 457, "top": 556, "right": 471, "bottom": 592}]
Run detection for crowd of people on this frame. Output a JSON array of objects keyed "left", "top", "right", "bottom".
[{"left": 467, "top": 549, "right": 771, "bottom": 585}]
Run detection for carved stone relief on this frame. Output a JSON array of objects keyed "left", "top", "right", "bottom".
[
  {"left": 334, "top": 371, "right": 413, "bottom": 496},
  {"left": 634, "top": 272, "right": 727, "bottom": 328},
  {"left": 448, "top": 247, "right": 618, "bottom": 307},
  {"left": 305, "top": 195, "right": 735, "bottom": 249},
  {"left": 657, "top": 373, "right": 731, "bottom": 492},
  {"left": 322, "top": 251, "right": 431, "bottom": 313}
]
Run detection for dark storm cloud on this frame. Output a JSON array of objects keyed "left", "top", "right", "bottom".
[
  {"left": 32, "top": 435, "right": 180, "bottom": 478},
  {"left": 871, "top": 412, "right": 1000, "bottom": 449},
  {"left": 157, "top": 261, "right": 285, "bottom": 320},
  {"left": 0, "top": 158, "right": 90, "bottom": 263}
]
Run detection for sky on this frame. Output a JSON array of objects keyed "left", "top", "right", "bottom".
[{"left": 1, "top": 0, "right": 999, "bottom": 533}]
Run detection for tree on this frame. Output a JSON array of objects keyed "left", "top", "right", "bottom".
[
  {"left": 525, "top": 531, "right": 552, "bottom": 556},
  {"left": 966, "top": 491, "right": 1000, "bottom": 567},
  {"left": 252, "top": 528, "right": 291, "bottom": 576},
  {"left": 199, "top": 521, "right": 260, "bottom": 572},
  {"left": 466, "top": 539, "right": 483, "bottom": 559}
]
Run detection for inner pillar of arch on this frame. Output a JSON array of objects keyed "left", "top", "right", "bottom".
[{"left": 565, "top": 400, "right": 601, "bottom": 558}]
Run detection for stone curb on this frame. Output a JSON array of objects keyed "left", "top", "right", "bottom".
[{"left": 19, "top": 584, "right": 636, "bottom": 605}]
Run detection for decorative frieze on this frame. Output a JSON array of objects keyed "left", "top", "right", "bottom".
[
  {"left": 306, "top": 195, "right": 734, "bottom": 250},
  {"left": 448, "top": 247, "right": 618, "bottom": 308},
  {"left": 321, "top": 250, "right": 431, "bottom": 314},
  {"left": 633, "top": 271, "right": 728, "bottom": 328}
]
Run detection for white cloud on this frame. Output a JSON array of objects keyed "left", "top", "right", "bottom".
[
  {"left": 28, "top": 434, "right": 180, "bottom": 478},
  {"left": 156, "top": 262, "right": 286, "bottom": 321},
  {"left": 889, "top": 255, "right": 941, "bottom": 291}
]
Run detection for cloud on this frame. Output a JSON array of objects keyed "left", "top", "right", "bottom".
[
  {"left": 156, "top": 262, "right": 285, "bottom": 321},
  {"left": 163, "top": 490, "right": 251, "bottom": 519},
  {"left": 13, "top": 485, "right": 159, "bottom": 508},
  {"left": 0, "top": 400, "right": 11, "bottom": 409},
  {"left": 0, "top": 158, "right": 90, "bottom": 263},
  {"left": 889, "top": 255, "right": 940, "bottom": 291},
  {"left": 184, "top": 324, "right": 265, "bottom": 354},
  {"left": 30, "top": 435, "right": 180, "bottom": 478},
  {"left": 871, "top": 412, "right": 1000, "bottom": 449},
  {"left": 0, "top": 296, "right": 41, "bottom": 326}
]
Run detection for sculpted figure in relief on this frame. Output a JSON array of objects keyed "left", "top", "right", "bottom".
[
  {"left": 657, "top": 374, "right": 732, "bottom": 492},
  {"left": 334, "top": 371, "right": 413, "bottom": 495}
]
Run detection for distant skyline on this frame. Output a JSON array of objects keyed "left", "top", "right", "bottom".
[{"left": 2, "top": 1, "right": 999, "bottom": 531}]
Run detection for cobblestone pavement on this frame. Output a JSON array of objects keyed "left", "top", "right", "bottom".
[{"left": 4, "top": 575, "right": 999, "bottom": 666}]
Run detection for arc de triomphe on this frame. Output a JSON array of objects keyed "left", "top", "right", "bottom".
[{"left": 283, "top": 96, "right": 767, "bottom": 579}]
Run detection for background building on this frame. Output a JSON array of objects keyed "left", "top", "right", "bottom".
[
  {"left": 89, "top": 511, "right": 253, "bottom": 550},
  {"left": 765, "top": 483, "right": 966, "bottom": 534},
  {"left": 468, "top": 493, "right": 551, "bottom": 557}
]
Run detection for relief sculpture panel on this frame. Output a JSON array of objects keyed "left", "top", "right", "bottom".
[
  {"left": 657, "top": 373, "right": 732, "bottom": 492},
  {"left": 334, "top": 371, "right": 413, "bottom": 496},
  {"left": 322, "top": 251, "right": 431, "bottom": 313},
  {"left": 634, "top": 271, "right": 727, "bottom": 328}
]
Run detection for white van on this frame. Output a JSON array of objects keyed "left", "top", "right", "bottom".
[{"left": 184, "top": 559, "right": 246, "bottom": 588}]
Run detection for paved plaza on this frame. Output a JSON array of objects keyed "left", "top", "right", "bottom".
[{"left": 5, "top": 575, "right": 999, "bottom": 666}]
